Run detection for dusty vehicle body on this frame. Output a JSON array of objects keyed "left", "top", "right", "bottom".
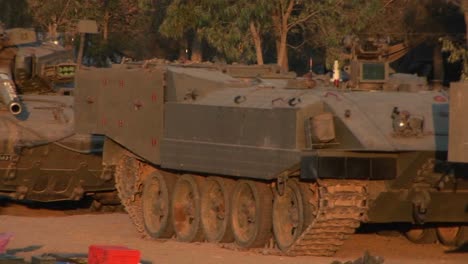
[
  {"left": 446, "top": 81, "right": 468, "bottom": 247},
  {"left": 0, "top": 27, "right": 115, "bottom": 203},
  {"left": 75, "top": 62, "right": 467, "bottom": 256}
]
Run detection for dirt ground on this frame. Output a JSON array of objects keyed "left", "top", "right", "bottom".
[{"left": 0, "top": 204, "right": 466, "bottom": 264}]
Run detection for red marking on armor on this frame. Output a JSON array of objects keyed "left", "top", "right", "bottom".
[
  {"left": 151, "top": 93, "right": 157, "bottom": 102},
  {"left": 151, "top": 138, "right": 158, "bottom": 147},
  {"left": 323, "top": 91, "right": 341, "bottom": 101},
  {"left": 101, "top": 118, "right": 107, "bottom": 126},
  {"left": 433, "top": 95, "right": 447, "bottom": 102},
  {"left": 102, "top": 79, "right": 108, "bottom": 86},
  {"left": 118, "top": 120, "right": 124, "bottom": 127},
  {"left": 119, "top": 80, "right": 125, "bottom": 88}
]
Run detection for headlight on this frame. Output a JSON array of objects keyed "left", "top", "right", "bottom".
[{"left": 391, "top": 108, "right": 424, "bottom": 136}]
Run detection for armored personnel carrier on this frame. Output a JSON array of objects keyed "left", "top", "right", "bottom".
[
  {"left": 74, "top": 62, "right": 467, "bottom": 256},
  {"left": 0, "top": 25, "right": 116, "bottom": 204}
]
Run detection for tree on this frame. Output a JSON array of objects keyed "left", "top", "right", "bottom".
[
  {"left": 198, "top": 0, "right": 269, "bottom": 64},
  {"left": 0, "top": 0, "right": 32, "bottom": 28},
  {"left": 159, "top": 1, "right": 391, "bottom": 70},
  {"left": 301, "top": 0, "right": 385, "bottom": 67},
  {"left": 27, "top": 0, "right": 81, "bottom": 40},
  {"left": 446, "top": 0, "right": 468, "bottom": 45},
  {"left": 383, "top": 0, "right": 465, "bottom": 81},
  {"left": 77, "top": 0, "right": 153, "bottom": 42},
  {"left": 159, "top": 0, "right": 209, "bottom": 61}
]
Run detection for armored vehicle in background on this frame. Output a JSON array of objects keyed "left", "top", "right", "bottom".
[
  {"left": 74, "top": 61, "right": 467, "bottom": 256},
  {"left": 342, "top": 37, "right": 428, "bottom": 92},
  {"left": 0, "top": 25, "right": 116, "bottom": 204}
]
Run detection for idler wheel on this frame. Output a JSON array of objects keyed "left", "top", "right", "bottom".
[
  {"left": 171, "top": 175, "right": 205, "bottom": 242},
  {"left": 231, "top": 180, "right": 272, "bottom": 248},
  {"left": 200, "top": 177, "right": 235, "bottom": 243},
  {"left": 272, "top": 179, "right": 316, "bottom": 252},
  {"left": 142, "top": 171, "right": 177, "bottom": 238},
  {"left": 436, "top": 225, "right": 466, "bottom": 247},
  {"left": 404, "top": 226, "right": 437, "bottom": 244}
]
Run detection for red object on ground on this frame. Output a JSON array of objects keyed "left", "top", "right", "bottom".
[
  {"left": 88, "top": 245, "right": 141, "bottom": 264},
  {"left": 0, "top": 233, "right": 13, "bottom": 253}
]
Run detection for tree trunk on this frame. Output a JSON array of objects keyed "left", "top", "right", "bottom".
[
  {"left": 465, "top": 11, "right": 468, "bottom": 47},
  {"left": 103, "top": 10, "right": 110, "bottom": 42},
  {"left": 177, "top": 37, "right": 188, "bottom": 61},
  {"left": 77, "top": 33, "right": 86, "bottom": 67},
  {"left": 47, "top": 22, "right": 57, "bottom": 41},
  {"left": 277, "top": 32, "right": 288, "bottom": 71},
  {"left": 273, "top": 23, "right": 287, "bottom": 70},
  {"left": 432, "top": 43, "right": 444, "bottom": 81},
  {"left": 249, "top": 22, "right": 263, "bottom": 65},
  {"left": 190, "top": 32, "right": 202, "bottom": 62},
  {"left": 463, "top": 0, "right": 468, "bottom": 47},
  {"left": 272, "top": 1, "right": 293, "bottom": 71}
]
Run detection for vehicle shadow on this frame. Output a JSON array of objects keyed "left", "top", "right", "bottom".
[
  {"left": 6, "top": 245, "right": 43, "bottom": 255},
  {"left": 445, "top": 242, "right": 468, "bottom": 253}
]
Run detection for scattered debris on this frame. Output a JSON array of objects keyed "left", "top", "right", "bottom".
[
  {"left": 0, "top": 253, "right": 25, "bottom": 264},
  {"left": 32, "top": 254, "right": 87, "bottom": 264},
  {"left": 331, "top": 251, "right": 385, "bottom": 264}
]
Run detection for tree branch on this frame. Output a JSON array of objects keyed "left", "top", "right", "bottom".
[
  {"left": 283, "top": 0, "right": 295, "bottom": 29},
  {"left": 287, "top": 10, "right": 320, "bottom": 30},
  {"left": 287, "top": 40, "right": 306, "bottom": 50},
  {"left": 286, "top": 0, "right": 344, "bottom": 31},
  {"left": 57, "top": 0, "right": 72, "bottom": 25},
  {"left": 384, "top": 0, "right": 396, "bottom": 8}
]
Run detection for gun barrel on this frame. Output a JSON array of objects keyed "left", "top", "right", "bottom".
[{"left": 0, "top": 79, "right": 23, "bottom": 115}]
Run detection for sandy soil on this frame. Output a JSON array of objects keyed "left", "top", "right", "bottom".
[{"left": 0, "top": 204, "right": 466, "bottom": 264}]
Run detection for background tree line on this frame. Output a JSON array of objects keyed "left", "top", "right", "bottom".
[{"left": 0, "top": 0, "right": 466, "bottom": 74}]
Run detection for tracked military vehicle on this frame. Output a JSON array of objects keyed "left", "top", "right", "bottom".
[
  {"left": 74, "top": 62, "right": 467, "bottom": 256},
  {"left": 0, "top": 25, "right": 116, "bottom": 204}
]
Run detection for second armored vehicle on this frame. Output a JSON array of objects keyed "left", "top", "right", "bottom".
[{"left": 0, "top": 25, "right": 116, "bottom": 205}]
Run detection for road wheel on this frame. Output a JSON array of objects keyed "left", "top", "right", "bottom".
[
  {"left": 200, "top": 177, "right": 235, "bottom": 243},
  {"left": 405, "top": 226, "right": 437, "bottom": 244},
  {"left": 437, "top": 225, "right": 467, "bottom": 247},
  {"left": 231, "top": 180, "right": 272, "bottom": 248},
  {"left": 272, "top": 179, "right": 316, "bottom": 252},
  {"left": 142, "top": 171, "right": 177, "bottom": 239},
  {"left": 171, "top": 174, "right": 204, "bottom": 242}
]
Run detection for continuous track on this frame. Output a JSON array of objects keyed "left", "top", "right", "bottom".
[
  {"left": 115, "top": 156, "right": 148, "bottom": 237},
  {"left": 285, "top": 180, "right": 368, "bottom": 256}
]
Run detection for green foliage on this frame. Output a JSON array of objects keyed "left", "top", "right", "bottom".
[
  {"left": 159, "top": 0, "right": 206, "bottom": 39},
  {"left": 26, "top": 0, "right": 157, "bottom": 64},
  {"left": 83, "top": 34, "right": 113, "bottom": 67},
  {"left": 20, "top": 0, "right": 467, "bottom": 73},
  {"left": 159, "top": 0, "right": 263, "bottom": 62},
  {"left": 304, "top": 0, "right": 383, "bottom": 67},
  {"left": 0, "top": 0, "right": 32, "bottom": 28},
  {"left": 197, "top": 0, "right": 266, "bottom": 62},
  {"left": 441, "top": 37, "right": 468, "bottom": 80}
]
